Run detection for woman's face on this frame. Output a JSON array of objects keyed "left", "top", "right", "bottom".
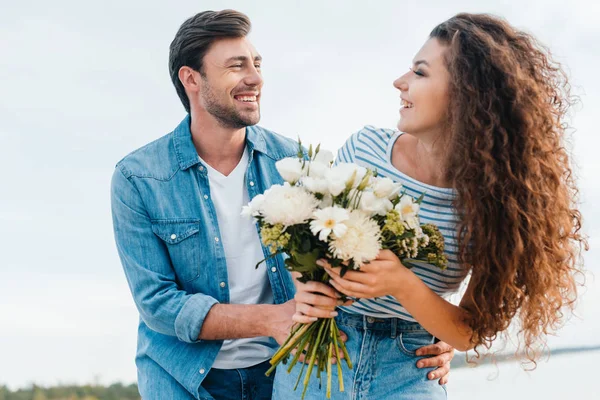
[{"left": 394, "top": 38, "right": 450, "bottom": 138}]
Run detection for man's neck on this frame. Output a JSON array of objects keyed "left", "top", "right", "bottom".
[{"left": 189, "top": 110, "right": 247, "bottom": 176}]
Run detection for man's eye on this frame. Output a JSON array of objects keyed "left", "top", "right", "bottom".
[
  {"left": 255, "top": 64, "right": 261, "bottom": 69},
  {"left": 231, "top": 64, "right": 243, "bottom": 68}
]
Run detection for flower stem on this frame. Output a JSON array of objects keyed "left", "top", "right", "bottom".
[
  {"left": 330, "top": 319, "right": 345, "bottom": 393},
  {"left": 302, "top": 319, "right": 328, "bottom": 399},
  {"left": 326, "top": 341, "right": 333, "bottom": 399}
]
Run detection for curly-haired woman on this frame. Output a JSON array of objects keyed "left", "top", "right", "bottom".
[{"left": 273, "top": 13, "right": 588, "bottom": 399}]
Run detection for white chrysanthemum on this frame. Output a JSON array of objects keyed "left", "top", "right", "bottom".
[
  {"left": 275, "top": 157, "right": 306, "bottom": 184},
  {"left": 395, "top": 195, "right": 420, "bottom": 229},
  {"left": 241, "top": 194, "right": 265, "bottom": 218},
  {"left": 358, "top": 191, "right": 393, "bottom": 216},
  {"left": 325, "top": 163, "right": 368, "bottom": 196},
  {"left": 372, "top": 177, "right": 403, "bottom": 199},
  {"left": 329, "top": 210, "right": 381, "bottom": 268},
  {"left": 260, "top": 183, "right": 319, "bottom": 226},
  {"left": 310, "top": 207, "right": 349, "bottom": 242},
  {"left": 301, "top": 176, "right": 329, "bottom": 195}
]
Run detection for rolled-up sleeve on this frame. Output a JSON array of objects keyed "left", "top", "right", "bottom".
[{"left": 111, "top": 166, "right": 218, "bottom": 343}]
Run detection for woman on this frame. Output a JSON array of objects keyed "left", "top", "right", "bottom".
[{"left": 272, "top": 13, "right": 587, "bottom": 399}]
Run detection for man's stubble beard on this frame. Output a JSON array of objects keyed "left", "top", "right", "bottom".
[{"left": 200, "top": 77, "right": 260, "bottom": 129}]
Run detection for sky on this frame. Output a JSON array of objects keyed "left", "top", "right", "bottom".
[{"left": 1, "top": 0, "right": 598, "bottom": 391}]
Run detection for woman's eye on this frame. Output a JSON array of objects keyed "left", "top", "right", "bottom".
[{"left": 410, "top": 67, "right": 425, "bottom": 77}]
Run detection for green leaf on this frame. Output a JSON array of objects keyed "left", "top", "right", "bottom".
[
  {"left": 299, "top": 236, "right": 312, "bottom": 253},
  {"left": 339, "top": 265, "right": 349, "bottom": 278},
  {"left": 293, "top": 249, "right": 321, "bottom": 273}
]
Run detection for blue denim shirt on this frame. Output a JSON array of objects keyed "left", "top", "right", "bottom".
[{"left": 110, "top": 115, "right": 297, "bottom": 398}]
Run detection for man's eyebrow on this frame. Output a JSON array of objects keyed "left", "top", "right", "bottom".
[{"left": 225, "top": 55, "right": 262, "bottom": 63}]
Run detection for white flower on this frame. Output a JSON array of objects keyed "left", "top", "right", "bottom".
[
  {"left": 310, "top": 207, "right": 349, "bottom": 242},
  {"left": 301, "top": 176, "right": 329, "bottom": 195},
  {"left": 241, "top": 194, "right": 265, "bottom": 218},
  {"left": 319, "top": 194, "right": 334, "bottom": 208},
  {"left": 325, "top": 163, "right": 367, "bottom": 196},
  {"left": 372, "top": 177, "right": 402, "bottom": 199},
  {"left": 395, "top": 195, "right": 420, "bottom": 229},
  {"left": 306, "top": 161, "right": 328, "bottom": 179},
  {"left": 275, "top": 157, "right": 306, "bottom": 184},
  {"left": 358, "top": 191, "right": 393, "bottom": 216},
  {"left": 313, "top": 149, "right": 334, "bottom": 165},
  {"left": 329, "top": 210, "right": 381, "bottom": 268},
  {"left": 260, "top": 183, "right": 319, "bottom": 227}
]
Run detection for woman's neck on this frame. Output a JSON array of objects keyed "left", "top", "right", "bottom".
[{"left": 393, "top": 132, "right": 451, "bottom": 188}]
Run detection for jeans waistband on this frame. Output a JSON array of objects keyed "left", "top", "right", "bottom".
[{"left": 335, "top": 310, "right": 429, "bottom": 337}]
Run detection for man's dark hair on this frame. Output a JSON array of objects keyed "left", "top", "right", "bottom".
[{"left": 169, "top": 10, "right": 251, "bottom": 113}]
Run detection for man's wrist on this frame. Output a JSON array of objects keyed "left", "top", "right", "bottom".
[{"left": 255, "top": 304, "right": 276, "bottom": 337}]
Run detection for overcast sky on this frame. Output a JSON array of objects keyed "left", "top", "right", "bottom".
[{"left": 1, "top": 0, "right": 598, "bottom": 390}]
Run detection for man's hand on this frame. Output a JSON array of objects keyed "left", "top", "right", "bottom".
[
  {"left": 268, "top": 300, "right": 297, "bottom": 345},
  {"left": 415, "top": 340, "right": 454, "bottom": 385}
]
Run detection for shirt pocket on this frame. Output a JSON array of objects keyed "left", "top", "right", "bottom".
[{"left": 151, "top": 219, "right": 202, "bottom": 283}]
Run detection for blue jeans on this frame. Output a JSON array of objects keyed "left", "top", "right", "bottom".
[
  {"left": 201, "top": 360, "right": 275, "bottom": 400},
  {"left": 272, "top": 311, "right": 448, "bottom": 399}
]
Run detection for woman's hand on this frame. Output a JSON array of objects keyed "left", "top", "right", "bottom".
[{"left": 322, "top": 250, "right": 414, "bottom": 299}]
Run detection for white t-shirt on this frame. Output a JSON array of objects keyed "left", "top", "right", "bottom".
[{"left": 199, "top": 148, "right": 277, "bottom": 369}]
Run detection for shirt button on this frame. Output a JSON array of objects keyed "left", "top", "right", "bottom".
[
  {"left": 170, "top": 234, "right": 177, "bottom": 240},
  {"left": 199, "top": 368, "right": 205, "bottom": 374},
  {"left": 220, "top": 282, "right": 226, "bottom": 288},
  {"left": 367, "top": 317, "right": 375, "bottom": 323},
  {"left": 198, "top": 166, "right": 204, "bottom": 171},
  {"left": 249, "top": 181, "right": 255, "bottom": 186},
  {"left": 204, "top": 195, "right": 208, "bottom": 200},
  {"left": 214, "top": 237, "right": 219, "bottom": 243},
  {"left": 271, "top": 267, "right": 277, "bottom": 273}
]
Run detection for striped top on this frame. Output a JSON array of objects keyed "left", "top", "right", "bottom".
[{"left": 337, "top": 125, "right": 469, "bottom": 322}]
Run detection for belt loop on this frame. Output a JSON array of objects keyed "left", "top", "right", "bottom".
[{"left": 391, "top": 318, "right": 398, "bottom": 339}]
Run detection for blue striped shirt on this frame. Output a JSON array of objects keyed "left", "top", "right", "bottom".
[{"left": 336, "top": 126, "right": 469, "bottom": 321}]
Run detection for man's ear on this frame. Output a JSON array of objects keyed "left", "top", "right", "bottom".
[{"left": 178, "top": 66, "right": 202, "bottom": 93}]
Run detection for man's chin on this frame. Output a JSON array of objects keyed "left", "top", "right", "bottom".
[{"left": 240, "top": 111, "right": 260, "bottom": 126}]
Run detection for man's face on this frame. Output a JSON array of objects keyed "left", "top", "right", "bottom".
[{"left": 197, "top": 37, "right": 263, "bottom": 128}]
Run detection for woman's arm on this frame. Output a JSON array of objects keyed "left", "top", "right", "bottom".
[{"left": 324, "top": 250, "right": 476, "bottom": 352}]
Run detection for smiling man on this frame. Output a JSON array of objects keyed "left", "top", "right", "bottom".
[{"left": 111, "top": 10, "right": 453, "bottom": 400}]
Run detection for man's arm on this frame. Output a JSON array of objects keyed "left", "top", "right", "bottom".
[
  {"left": 111, "top": 167, "right": 294, "bottom": 343},
  {"left": 111, "top": 167, "right": 219, "bottom": 343},
  {"left": 199, "top": 301, "right": 296, "bottom": 343}
]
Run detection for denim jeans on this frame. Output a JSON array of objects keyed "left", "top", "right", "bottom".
[
  {"left": 201, "top": 360, "right": 275, "bottom": 400},
  {"left": 272, "top": 311, "right": 448, "bottom": 399}
]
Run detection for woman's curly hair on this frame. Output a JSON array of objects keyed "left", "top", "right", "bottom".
[{"left": 430, "top": 13, "right": 588, "bottom": 364}]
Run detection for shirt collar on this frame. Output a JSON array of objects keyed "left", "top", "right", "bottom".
[{"left": 172, "top": 115, "right": 268, "bottom": 171}]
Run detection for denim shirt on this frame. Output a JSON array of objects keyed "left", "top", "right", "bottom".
[{"left": 110, "top": 115, "right": 297, "bottom": 398}]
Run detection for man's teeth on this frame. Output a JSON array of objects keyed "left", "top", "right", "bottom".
[
  {"left": 401, "top": 100, "right": 414, "bottom": 108},
  {"left": 236, "top": 95, "right": 257, "bottom": 102}
]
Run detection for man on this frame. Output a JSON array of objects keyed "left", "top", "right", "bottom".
[{"left": 111, "top": 9, "right": 453, "bottom": 400}]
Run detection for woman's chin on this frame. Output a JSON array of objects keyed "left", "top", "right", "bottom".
[{"left": 397, "top": 120, "right": 410, "bottom": 133}]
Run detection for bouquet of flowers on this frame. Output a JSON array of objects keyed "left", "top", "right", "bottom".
[{"left": 242, "top": 142, "right": 448, "bottom": 399}]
